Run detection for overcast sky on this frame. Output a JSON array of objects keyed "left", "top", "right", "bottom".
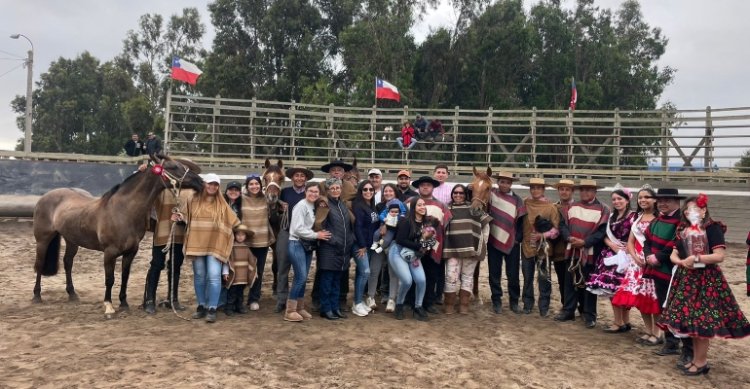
[{"left": 1, "top": 0, "right": 748, "bottom": 164}]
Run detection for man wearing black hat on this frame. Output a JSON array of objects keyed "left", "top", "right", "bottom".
[
  {"left": 643, "top": 188, "right": 692, "bottom": 366},
  {"left": 406, "top": 176, "right": 453, "bottom": 314},
  {"left": 273, "top": 167, "right": 314, "bottom": 313}
]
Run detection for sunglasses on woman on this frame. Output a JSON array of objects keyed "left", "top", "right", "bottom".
[
  {"left": 362, "top": 187, "right": 375, "bottom": 192},
  {"left": 453, "top": 191, "right": 465, "bottom": 195}
]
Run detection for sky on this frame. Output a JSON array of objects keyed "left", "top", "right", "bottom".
[{"left": 1, "top": 0, "right": 748, "bottom": 164}]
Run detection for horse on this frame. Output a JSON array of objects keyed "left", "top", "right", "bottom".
[
  {"left": 262, "top": 158, "right": 286, "bottom": 295},
  {"left": 32, "top": 155, "right": 204, "bottom": 318},
  {"left": 469, "top": 166, "right": 495, "bottom": 297}
]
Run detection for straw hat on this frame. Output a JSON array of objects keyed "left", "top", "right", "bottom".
[
  {"left": 552, "top": 179, "right": 576, "bottom": 189},
  {"left": 577, "top": 179, "right": 603, "bottom": 189},
  {"left": 522, "top": 177, "right": 547, "bottom": 187},
  {"left": 491, "top": 171, "right": 519, "bottom": 182}
]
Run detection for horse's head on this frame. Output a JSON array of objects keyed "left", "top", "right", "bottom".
[
  {"left": 263, "top": 158, "right": 285, "bottom": 204},
  {"left": 470, "top": 166, "right": 493, "bottom": 215},
  {"left": 152, "top": 154, "right": 205, "bottom": 193},
  {"left": 343, "top": 157, "right": 360, "bottom": 186}
]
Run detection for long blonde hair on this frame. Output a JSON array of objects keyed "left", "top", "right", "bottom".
[{"left": 194, "top": 185, "right": 231, "bottom": 224}]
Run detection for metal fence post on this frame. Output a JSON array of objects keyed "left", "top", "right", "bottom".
[
  {"left": 486, "top": 107, "right": 493, "bottom": 165},
  {"left": 250, "top": 98, "right": 257, "bottom": 159},
  {"left": 567, "top": 108, "right": 574, "bottom": 169},
  {"left": 453, "top": 106, "right": 459, "bottom": 169},
  {"left": 290, "top": 100, "right": 297, "bottom": 160},
  {"left": 212, "top": 94, "right": 220, "bottom": 161},
  {"left": 531, "top": 107, "right": 537, "bottom": 169},
  {"left": 613, "top": 108, "right": 621, "bottom": 170},
  {"left": 370, "top": 105, "right": 377, "bottom": 165},
  {"left": 660, "top": 109, "right": 668, "bottom": 171},
  {"left": 705, "top": 106, "right": 713, "bottom": 171},
  {"left": 328, "top": 104, "right": 337, "bottom": 159}
]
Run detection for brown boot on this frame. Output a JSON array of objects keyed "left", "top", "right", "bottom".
[
  {"left": 297, "top": 299, "right": 312, "bottom": 320},
  {"left": 458, "top": 290, "right": 471, "bottom": 314},
  {"left": 284, "top": 299, "right": 303, "bottom": 322},
  {"left": 443, "top": 293, "right": 457, "bottom": 315}
]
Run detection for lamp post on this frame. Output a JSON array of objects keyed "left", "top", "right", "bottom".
[{"left": 10, "top": 34, "right": 33, "bottom": 153}]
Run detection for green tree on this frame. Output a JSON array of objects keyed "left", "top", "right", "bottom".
[{"left": 736, "top": 150, "right": 750, "bottom": 173}]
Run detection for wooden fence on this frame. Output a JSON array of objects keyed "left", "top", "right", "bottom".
[{"left": 164, "top": 95, "right": 750, "bottom": 172}]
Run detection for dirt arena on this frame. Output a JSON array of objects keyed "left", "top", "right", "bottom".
[{"left": 1, "top": 218, "right": 748, "bottom": 388}]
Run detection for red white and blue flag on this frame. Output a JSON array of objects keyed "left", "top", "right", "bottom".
[
  {"left": 569, "top": 77, "right": 577, "bottom": 110},
  {"left": 376, "top": 78, "right": 400, "bottom": 102},
  {"left": 171, "top": 56, "right": 203, "bottom": 85}
]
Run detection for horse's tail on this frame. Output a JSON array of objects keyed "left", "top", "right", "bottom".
[{"left": 35, "top": 233, "right": 61, "bottom": 276}]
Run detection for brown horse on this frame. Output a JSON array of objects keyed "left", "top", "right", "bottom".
[
  {"left": 262, "top": 159, "right": 286, "bottom": 295},
  {"left": 469, "top": 166, "right": 494, "bottom": 297},
  {"left": 32, "top": 155, "right": 204, "bottom": 318}
]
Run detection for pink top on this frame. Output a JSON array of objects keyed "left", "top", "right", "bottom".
[{"left": 431, "top": 182, "right": 454, "bottom": 205}]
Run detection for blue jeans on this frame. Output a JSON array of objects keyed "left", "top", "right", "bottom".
[
  {"left": 320, "top": 269, "right": 342, "bottom": 313},
  {"left": 397, "top": 137, "right": 417, "bottom": 149},
  {"left": 388, "top": 244, "right": 426, "bottom": 307},
  {"left": 192, "top": 255, "right": 223, "bottom": 309},
  {"left": 288, "top": 240, "right": 312, "bottom": 300},
  {"left": 353, "top": 248, "right": 372, "bottom": 305}
]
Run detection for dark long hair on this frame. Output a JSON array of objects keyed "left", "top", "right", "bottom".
[
  {"left": 611, "top": 190, "right": 632, "bottom": 222},
  {"left": 407, "top": 196, "right": 434, "bottom": 240},
  {"left": 354, "top": 180, "right": 375, "bottom": 210},
  {"left": 380, "top": 183, "right": 399, "bottom": 205},
  {"left": 635, "top": 187, "right": 657, "bottom": 217},
  {"left": 449, "top": 184, "right": 468, "bottom": 207}
]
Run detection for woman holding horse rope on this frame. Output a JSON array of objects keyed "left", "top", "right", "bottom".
[
  {"left": 286, "top": 182, "right": 331, "bottom": 322},
  {"left": 240, "top": 174, "right": 276, "bottom": 311},
  {"left": 175, "top": 173, "right": 240, "bottom": 323}
]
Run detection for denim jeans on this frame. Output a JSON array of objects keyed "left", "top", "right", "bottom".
[
  {"left": 192, "top": 255, "right": 223, "bottom": 309},
  {"left": 353, "top": 248, "right": 372, "bottom": 305},
  {"left": 248, "top": 247, "right": 269, "bottom": 303},
  {"left": 521, "top": 257, "right": 551, "bottom": 312},
  {"left": 288, "top": 240, "right": 312, "bottom": 300},
  {"left": 397, "top": 137, "right": 417, "bottom": 149},
  {"left": 367, "top": 250, "right": 387, "bottom": 298},
  {"left": 388, "top": 244, "right": 426, "bottom": 307}
]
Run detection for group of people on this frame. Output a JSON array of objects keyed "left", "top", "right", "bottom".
[
  {"left": 140, "top": 158, "right": 750, "bottom": 376},
  {"left": 397, "top": 114, "right": 445, "bottom": 150},
  {"left": 124, "top": 132, "right": 163, "bottom": 157}
]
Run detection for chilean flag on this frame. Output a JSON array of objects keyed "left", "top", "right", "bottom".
[
  {"left": 376, "top": 78, "right": 400, "bottom": 102},
  {"left": 171, "top": 56, "right": 203, "bottom": 85},
  {"left": 569, "top": 77, "right": 577, "bottom": 110}
]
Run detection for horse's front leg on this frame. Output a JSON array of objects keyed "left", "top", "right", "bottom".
[
  {"left": 63, "top": 243, "right": 80, "bottom": 302},
  {"left": 33, "top": 272, "right": 43, "bottom": 303},
  {"left": 118, "top": 251, "right": 137, "bottom": 311},
  {"left": 103, "top": 252, "right": 117, "bottom": 318}
]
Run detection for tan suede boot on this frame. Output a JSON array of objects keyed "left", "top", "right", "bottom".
[
  {"left": 458, "top": 290, "right": 471, "bottom": 314},
  {"left": 443, "top": 293, "right": 457, "bottom": 315},
  {"left": 297, "top": 299, "right": 312, "bottom": 320},
  {"left": 284, "top": 299, "right": 303, "bottom": 322}
]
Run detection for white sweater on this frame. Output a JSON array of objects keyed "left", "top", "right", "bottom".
[{"left": 289, "top": 200, "right": 318, "bottom": 241}]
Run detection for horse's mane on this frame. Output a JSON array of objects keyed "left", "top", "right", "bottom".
[{"left": 99, "top": 171, "right": 142, "bottom": 204}]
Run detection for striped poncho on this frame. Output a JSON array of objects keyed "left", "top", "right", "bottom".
[
  {"left": 488, "top": 189, "right": 526, "bottom": 254},
  {"left": 642, "top": 210, "right": 680, "bottom": 282},
  {"left": 152, "top": 190, "right": 194, "bottom": 246},
  {"left": 565, "top": 199, "right": 610, "bottom": 263},
  {"left": 443, "top": 203, "right": 492, "bottom": 260},
  {"left": 184, "top": 194, "right": 240, "bottom": 263},
  {"left": 240, "top": 194, "right": 276, "bottom": 247}
]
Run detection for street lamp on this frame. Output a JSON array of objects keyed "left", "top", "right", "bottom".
[{"left": 10, "top": 33, "right": 33, "bottom": 153}]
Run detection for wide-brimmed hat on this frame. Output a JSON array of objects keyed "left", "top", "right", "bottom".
[
  {"left": 522, "top": 177, "right": 547, "bottom": 187},
  {"left": 234, "top": 224, "right": 251, "bottom": 233},
  {"left": 321, "top": 159, "right": 353, "bottom": 173},
  {"left": 491, "top": 171, "right": 519, "bottom": 182},
  {"left": 654, "top": 188, "right": 686, "bottom": 199},
  {"left": 577, "top": 179, "right": 603, "bottom": 189},
  {"left": 285, "top": 167, "right": 314, "bottom": 180},
  {"left": 552, "top": 179, "right": 576, "bottom": 189},
  {"left": 412, "top": 176, "right": 441, "bottom": 188}
]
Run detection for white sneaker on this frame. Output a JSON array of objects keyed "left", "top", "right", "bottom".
[
  {"left": 370, "top": 243, "right": 379, "bottom": 250},
  {"left": 249, "top": 302, "right": 260, "bottom": 311},
  {"left": 362, "top": 302, "right": 373, "bottom": 313},
  {"left": 352, "top": 303, "right": 369, "bottom": 317},
  {"left": 385, "top": 299, "right": 396, "bottom": 313},
  {"left": 365, "top": 296, "right": 377, "bottom": 310},
  {"left": 374, "top": 247, "right": 383, "bottom": 254}
]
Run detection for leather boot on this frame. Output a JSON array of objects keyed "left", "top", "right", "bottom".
[
  {"left": 458, "top": 290, "right": 471, "bottom": 314},
  {"left": 443, "top": 292, "right": 457, "bottom": 315},
  {"left": 297, "top": 299, "right": 313, "bottom": 320},
  {"left": 394, "top": 304, "right": 405, "bottom": 320},
  {"left": 224, "top": 288, "right": 236, "bottom": 316},
  {"left": 142, "top": 263, "right": 160, "bottom": 315},
  {"left": 284, "top": 299, "right": 303, "bottom": 322},
  {"left": 161, "top": 260, "right": 186, "bottom": 311}
]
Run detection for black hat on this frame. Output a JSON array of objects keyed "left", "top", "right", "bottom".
[
  {"left": 412, "top": 176, "right": 441, "bottom": 188},
  {"left": 226, "top": 181, "right": 242, "bottom": 191},
  {"left": 321, "top": 159, "right": 353, "bottom": 173},
  {"left": 285, "top": 167, "right": 314, "bottom": 180},
  {"left": 654, "top": 188, "right": 686, "bottom": 199}
]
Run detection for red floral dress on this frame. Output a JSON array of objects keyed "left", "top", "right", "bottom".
[
  {"left": 612, "top": 215, "right": 658, "bottom": 312},
  {"left": 659, "top": 221, "right": 750, "bottom": 339}
]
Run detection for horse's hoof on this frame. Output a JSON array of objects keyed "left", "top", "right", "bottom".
[
  {"left": 31, "top": 295, "right": 43, "bottom": 304},
  {"left": 119, "top": 304, "right": 130, "bottom": 312},
  {"left": 68, "top": 294, "right": 80, "bottom": 302}
]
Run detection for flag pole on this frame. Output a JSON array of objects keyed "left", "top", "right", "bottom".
[{"left": 163, "top": 77, "right": 173, "bottom": 153}]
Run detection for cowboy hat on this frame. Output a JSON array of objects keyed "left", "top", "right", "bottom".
[
  {"left": 234, "top": 224, "right": 251, "bottom": 233},
  {"left": 285, "top": 167, "right": 314, "bottom": 180},
  {"left": 522, "top": 177, "right": 547, "bottom": 187},
  {"left": 321, "top": 159, "right": 353, "bottom": 173},
  {"left": 412, "top": 176, "right": 441, "bottom": 188},
  {"left": 552, "top": 179, "right": 576, "bottom": 189},
  {"left": 577, "top": 179, "right": 603, "bottom": 189},
  {"left": 491, "top": 171, "right": 519, "bottom": 181},
  {"left": 654, "top": 188, "right": 686, "bottom": 199}
]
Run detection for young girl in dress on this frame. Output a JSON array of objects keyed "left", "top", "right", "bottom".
[
  {"left": 659, "top": 194, "right": 750, "bottom": 376},
  {"left": 615, "top": 186, "right": 662, "bottom": 345}
]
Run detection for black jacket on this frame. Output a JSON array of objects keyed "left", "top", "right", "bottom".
[{"left": 317, "top": 197, "right": 354, "bottom": 271}]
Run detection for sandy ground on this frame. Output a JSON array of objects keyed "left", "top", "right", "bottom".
[{"left": 1, "top": 218, "right": 748, "bottom": 389}]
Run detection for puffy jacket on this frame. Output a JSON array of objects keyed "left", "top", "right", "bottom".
[{"left": 317, "top": 197, "right": 354, "bottom": 270}]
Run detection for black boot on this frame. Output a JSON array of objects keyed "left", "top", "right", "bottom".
[
  {"left": 394, "top": 304, "right": 405, "bottom": 320},
  {"left": 413, "top": 306, "right": 429, "bottom": 321},
  {"left": 206, "top": 308, "right": 217, "bottom": 323},
  {"left": 162, "top": 259, "right": 186, "bottom": 311},
  {"left": 224, "top": 287, "right": 236, "bottom": 316},
  {"left": 192, "top": 305, "right": 207, "bottom": 319},
  {"left": 142, "top": 262, "right": 161, "bottom": 315},
  {"left": 235, "top": 287, "right": 249, "bottom": 314}
]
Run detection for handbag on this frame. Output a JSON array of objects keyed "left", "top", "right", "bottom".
[{"left": 299, "top": 238, "right": 318, "bottom": 253}]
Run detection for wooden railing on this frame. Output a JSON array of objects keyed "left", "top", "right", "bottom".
[{"left": 165, "top": 95, "right": 750, "bottom": 172}]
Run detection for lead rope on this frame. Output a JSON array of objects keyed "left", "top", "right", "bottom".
[
  {"left": 535, "top": 236, "right": 551, "bottom": 283},
  {"left": 159, "top": 166, "right": 192, "bottom": 321},
  {"left": 567, "top": 247, "right": 586, "bottom": 288}
]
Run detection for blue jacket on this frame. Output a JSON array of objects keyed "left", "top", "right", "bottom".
[{"left": 353, "top": 200, "right": 379, "bottom": 249}]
